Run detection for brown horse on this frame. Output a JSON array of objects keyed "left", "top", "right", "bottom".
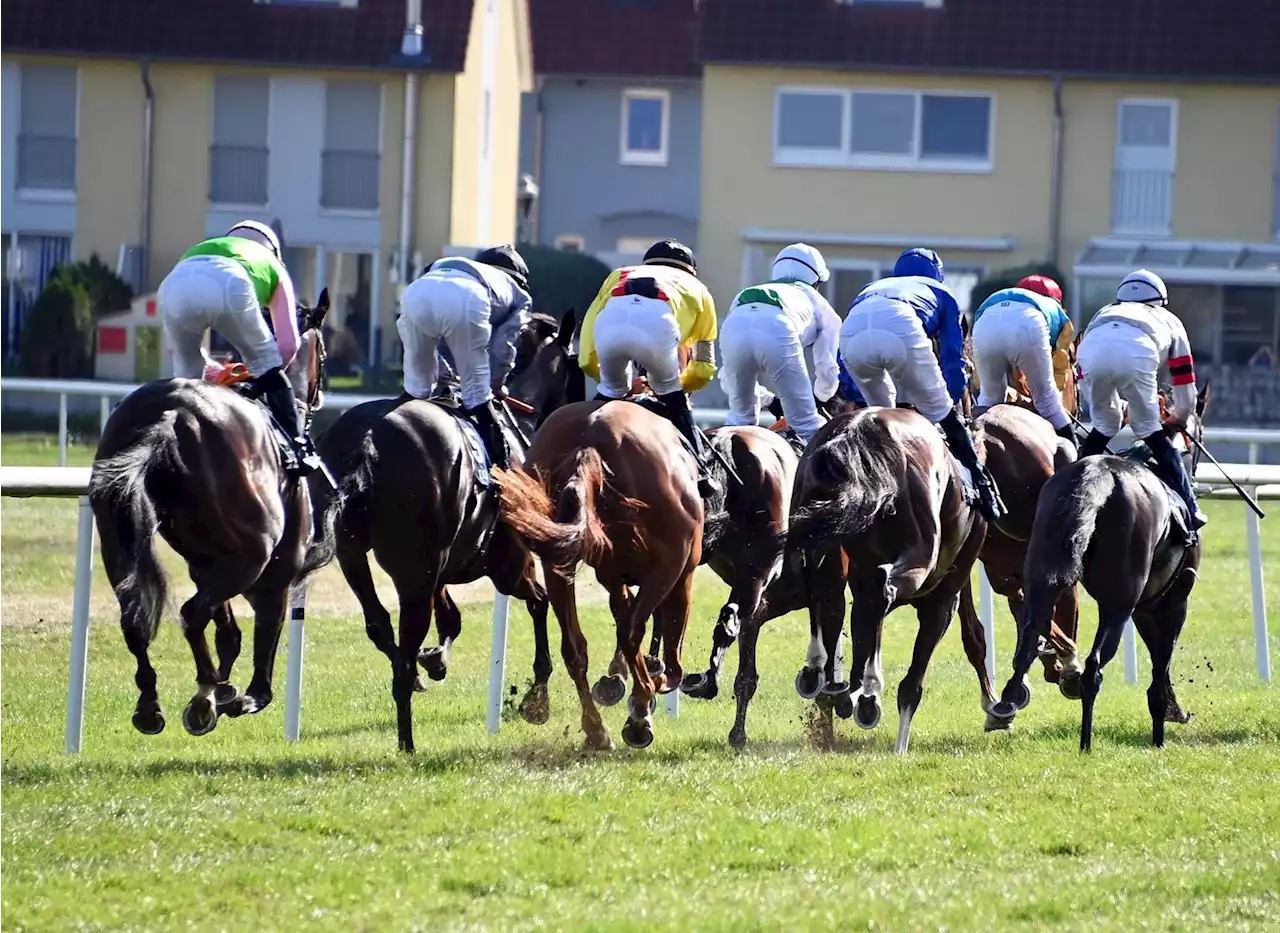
[
  {"left": 89, "top": 291, "right": 330, "bottom": 736},
  {"left": 311, "top": 309, "right": 578, "bottom": 752},
  {"left": 495, "top": 400, "right": 704, "bottom": 750},
  {"left": 788, "top": 406, "right": 991, "bottom": 753}
]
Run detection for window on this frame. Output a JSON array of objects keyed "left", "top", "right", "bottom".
[
  {"left": 1112, "top": 99, "right": 1176, "bottom": 235},
  {"left": 774, "top": 87, "right": 994, "bottom": 171},
  {"left": 621, "top": 89, "right": 669, "bottom": 166},
  {"left": 210, "top": 75, "right": 269, "bottom": 205},
  {"left": 615, "top": 237, "right": 653, "bottom": 256},
  {"left": 322, "top": 81, "right": 381, "bottom": 211},
  {"left": 555, "top": 235, "right": 585, "bottom": 253},
  {"left": 17, "top": 65, "right": 77, "bottom": 192},
  {"left": 823, "top": 264, "right": 880, "bottom": 317}
]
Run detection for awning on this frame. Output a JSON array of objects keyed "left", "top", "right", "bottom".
[{"left": 1075, "top": 238, "right": 1280, "bottom": 286}]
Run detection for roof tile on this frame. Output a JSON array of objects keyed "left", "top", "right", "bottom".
[{"left": 530, "top": 0, "right": 699, "bottom": 78}]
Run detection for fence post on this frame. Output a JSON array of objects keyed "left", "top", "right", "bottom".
[
  {"left": 284, "top": 584, "right": 308, "bottom": 742},
  {"left": 487, "top": 592, "right": 510, "bottom": 735},
  {"left": 65, "top": 496, "right": 95, "bottom": 754},
  {"left": 99, "top": 395, "right": 110, "bottom": 435},
  {"left": 57, "top": 393, "right": 68, "bottom": 466},
  {"left": 1123, "top": 620, "right": 1138, "bottom": 685},
  {"left": 978, "top": 564, "right": 996, "bottom": 680},
  {"left": 1245, "top": 487, "right": 1271, "bottom": 684}
]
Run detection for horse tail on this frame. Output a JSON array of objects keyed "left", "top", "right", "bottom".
[
  {"left": 787, "top": 416, "right": 902, "bottom": 550},
  {"left": 300, "top": 471, "right": 341, "bottom": 579},
  {"left": 88, "top": 425, "right": 176, "bottom": 645},
  {"left": 495, "top": 448, "right": 625, "bottom": 571},
  {"left": 1027, "top": 459, "right": 1116, "bottom": 590},
  {"left": 332, "top": 433, "right": 378, "bottom": 550}
]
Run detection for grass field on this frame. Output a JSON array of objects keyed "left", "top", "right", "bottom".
[{"left": 2, "top": 432, "right": 1278, "bottom": 931}]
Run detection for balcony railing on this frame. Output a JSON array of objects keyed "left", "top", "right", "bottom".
[
  {"left": 321, "top": 150, "right": 379, "bottom": 211},
  {"left": 1112, "top": 168, "right": 1173, "bottom": 235},
  {"left": 209, "top": 145, "right": 269, "bottom": 206},
  {"left": 16, "top": 134, "right": 76, "bottom": 191}
]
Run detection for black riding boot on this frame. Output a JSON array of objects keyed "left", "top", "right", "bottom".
[
  {"left": 258, "top": 368, "right": 319, "bottom": 477},
  {"left": 466, "top": 399, "right": 511, "bottom": 470},
  {"left": 659, "top": 390, "right": 720, "bottom": 498},
  {"left": 939, "top": 410, "right": 1006, "bottom": 523},
  {"left": 1078, "top": 428, "right": 1111, "bottom": 458},
  {"left": 1144, "top": 430, "right": 1207, "bottom": 534}
]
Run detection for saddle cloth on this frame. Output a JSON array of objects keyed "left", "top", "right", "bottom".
[
  {"left": 1117, "top": 443, "right": 1194, "bottom": 539},
  {"left": 423, "top": 395, "right": 524, "bottom": 489}
]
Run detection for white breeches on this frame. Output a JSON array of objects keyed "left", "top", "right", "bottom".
[
  {"left": 839, "top": 298, "right": 952, "bottom": 423},
  {"left": 720, "top": 305, "right": 823, "bottom": 443},
  {"left": 1077, "top": 322, "right": 1162, "bottom": 438},
  {"left": 593, "top": 295, "right": 683, "bottom": 398},
  {"left": 397, "top": 272, "right": 493, "bottom": 409},
  {"left": 972, "top": 304, "right": 1071, "bottom": 429},
  {"left": 159, "top": 255, "right": 282, "bottom": 379}
]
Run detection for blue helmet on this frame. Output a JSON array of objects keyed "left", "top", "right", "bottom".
[{"left": 894, "top": 248, "right": 944, "bottom": 282}]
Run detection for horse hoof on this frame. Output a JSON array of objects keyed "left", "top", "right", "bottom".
[
  {"left": 628, "top": 694, "right": 658, "bottom": 717},
  {"left": 645, "top": 656, "right": 666, "bottom": 678},
  {"left": 795, "top": 667, "right": 825, "bottom": 700},
  {"left": 181, "top": 697, "right": 218, "bottom": 736},
  {"left": 989, "top": 700, "right": 1018, "bottom": 723},
  {"left": 413, "top": 674, "right": 429, "bottom": 693},
  {"left": 1058, "top": 673, "right": 1082, "bottom": 701},
  {"left": 621, "top": 719, "right": 655, "bottom": 750},
  {"left": 220, "top": 694, "right": 263, "bottom": 718},
  {"left": 854, "top": 694, "right": 881, "bottom": 730},
  {"left": 583, "top": 730, "right": 615, "bottom": 752},
  {"left": 1011, "top": 679, "right": 1033, "bottom": 710},
  {"left": 1165, "top": 703, "right": 1191, "bottom": 725},
  {"left": 728, "top": 728, "right": 748, "bottom": 750},
  {"left": 680, "top": 671, "right": 718, "bottom": 700},
  {"left": 518, "top": 686, "right": 550, "bottom": 726},
  {"left": 984, "top": 709, "right": 1014, "bottom": 732},
  {"left": 832, "top": 691, "right": 855, "bottom": 721},
  {"left": 131, "top": 706, "right": 166, "bottom": 735},
  {"left": 418, "top": 646, "right": 449, "bottom": 682},
  {"left": 591, "top": 675, "right": 627, "bottom": 707},
  {"left": 212, "top": 683, "right": 240, "bottom": 705}
]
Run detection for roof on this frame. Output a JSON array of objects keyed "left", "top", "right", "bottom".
[
  {"left": 530, "top": 0, "right": 699, "bottom": 78},
  {"left": 698, "top": 0, "right": 1280, "bottom": 83},
  {"left": 1076, "top": 238, "right": 1280, "bottom": 285},
  {"left": 1, "top": 0, "right": 475, "bottom": 73}
]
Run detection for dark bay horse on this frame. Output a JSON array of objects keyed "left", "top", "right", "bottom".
[
  {"left": 788, "top": 406, "right": 990, "bottom": 753},
  {"left": 89, "top": 292, "right": 330, "bottom": 736},
  {"left": 989, "top": 384, "right": 1211, "bottom": 750},
  {"left": 495, "top": 400, "right": 704, "bottom": 751},
  {"left": 311, "top": 309, "right": 578, "bottom": 753}
]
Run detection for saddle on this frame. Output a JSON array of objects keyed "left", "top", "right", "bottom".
[
  {"left": 1117, "top": 442, "right": 1195, "bottom": 544},
  {"left": 205, "top": 360, "right": 326, "bottom": 482},
  {"left": 419, "top": 394, "right": 522, "bottom": 489}
]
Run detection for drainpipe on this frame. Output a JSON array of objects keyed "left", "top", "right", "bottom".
[
  {"left": 140, "top": 61, "right": 155, "bottom": 291},
  {"left": 532, "top": 76, "right": 545, "bottom": 244},
  {"left": 391, "top": 0, "right": 423, "bottom": 369},
  {"left": 1048, "top": 74, "right": 1064, "bottom": 269}
]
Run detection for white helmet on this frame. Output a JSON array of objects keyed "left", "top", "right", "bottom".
[
  {"left": 772, "top": 243, "right": 829, "bottom": 286},
  {"left": 1116, "top": 268, "right": 1168, "bottom": 306},
  {"left": 226, "top": 220, "right": 281, "bottom": 258}
]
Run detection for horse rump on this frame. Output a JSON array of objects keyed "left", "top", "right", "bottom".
[{"left": 1026, "top": 459, "right": 1117, "bottom": 591}]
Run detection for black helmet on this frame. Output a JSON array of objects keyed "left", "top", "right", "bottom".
[
  {"left": 642, "top": 239, "right": 697, "bottom": 276},
  {"left": 475, "top": 244, "right": 530, "bottom": 291}
]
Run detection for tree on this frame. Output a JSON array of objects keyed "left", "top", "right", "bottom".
[
  {"left": 969, "top": 261, "right": 1069, "bottom": 314},
  {"left": 52, "top": 254, "right": 134, "bottom": 318},
  {"left": 513, "top": 243, "right": 611, "bottom": 338},
  {"left": 20, "top": 277, "right": 94, "bottom": 377}
]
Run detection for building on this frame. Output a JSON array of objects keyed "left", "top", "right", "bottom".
[
  {"left": 696, "top": 0, "right": 1280, "bottom": 420},
  {"left": 2, "top": 0, "right": 532, "bottom": 373},
  {"left": 520, "top": 0, "right": 701, "bottom": 269}
]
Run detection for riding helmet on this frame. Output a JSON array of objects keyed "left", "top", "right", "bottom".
[
  {"left": 1116, "top": 268, "right": 1168, "bottom": 307},
  {"left": 772, "top": 243, "right": 830, "bottom": 286},
  {"left": 226, "top": 220, "right": 282, "bottom": 259},
  {"left": 893, "top": 247, "right": 945, "bottom": 282},
  {"left": 1016, "top": 273, "right": 1064, "bottom": 304},
  {"left": 475, "top": 244, "right": 531, "bottom": 291},
  {"left": 642, "top": 239, "right": 697, "bottom": 276}
]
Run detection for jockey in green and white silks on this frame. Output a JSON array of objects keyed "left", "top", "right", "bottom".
[{"left": 719, "top": 243, "right": 841, "bottom": 447}]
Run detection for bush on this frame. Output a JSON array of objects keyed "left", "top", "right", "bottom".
[
  {"left": 512, "top": 243, "right": 611, "bottom": 335},
  {"left": 969, "top": 261, "right": 1069, "bottom": 314},
  {"left": 52, "top": 254, "right": 134, "bottom": 318},
  {"left": 20, "top": 278, "right": 95, "bottom": 377}
]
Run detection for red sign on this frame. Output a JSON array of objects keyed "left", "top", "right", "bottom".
[{"left": 98, "top": 326, "right": 128, "bottom": 354}]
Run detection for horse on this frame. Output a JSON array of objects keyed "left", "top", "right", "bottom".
[
  {"left": 494, "top": 399, "right": 705, "bottom": 751},
  {"left": 787, "top": 406, "right": 991, "bottom": 753},
  {"left": 88, "top": 290, "right": 330, "bottom": 736},
  {"left": 310, "top": 309, "right": 579, "bottom": 752},
  {"left": 988, "top": 383, "right": 1211, "bottom": 751}
]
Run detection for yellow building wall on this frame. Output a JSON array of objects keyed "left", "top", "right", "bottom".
[
  {"left": 74, "top": 61, "right": 144, "bottom": 266},
  {"left": 449, "top": 0, "right": 485, "bottom": 247},
  {"left": 146, "top": 64, "right": 212, "bottom": 291},
  {"left": 486, "top": 0, "right": 527, "bottom": 247}
]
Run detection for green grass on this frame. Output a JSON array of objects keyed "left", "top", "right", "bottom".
[{"left": 2, "top": 437, "right": 1279, "bottom": 931}]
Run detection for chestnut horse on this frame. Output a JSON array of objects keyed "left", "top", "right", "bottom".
[
  {"left": 89, "top": 292, "right": 330, "bottom": 736},
  {"left": 495, "top": 400, "right": 704, "bottom": 750}
]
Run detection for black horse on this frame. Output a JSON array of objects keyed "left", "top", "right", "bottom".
[{"left": 989, "top": 384, "right": 1211, "bottom": 751}]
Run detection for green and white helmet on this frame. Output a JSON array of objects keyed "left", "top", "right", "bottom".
[{"left": 772, "top": 243, "right": 829, "bottom": 286}]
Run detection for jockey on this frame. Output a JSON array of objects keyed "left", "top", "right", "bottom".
[
  {"left": 1076, "top": 269, "right": 1207, "bottom": 532},
  {"left": 578, "top": 239, "right": 720, "bottom": 497},
  {"left": 839, "top": 247, "right": 1007, "bottom": 522},
  {"left": 719, "top": 243, "right": 841, "bottom": 448},
  {"left": 158, "top": 220, "right": 320, "bottom": 476},
  {"left": 396, "top": 245, "right": 533, "bottom": 469},
  {"left": 971, "top": 273, "right": 1077, "bottom": 444}
]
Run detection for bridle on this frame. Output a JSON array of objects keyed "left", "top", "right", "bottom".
[{"left": 296, "top": 309, "right": 326, "bottom": 441}]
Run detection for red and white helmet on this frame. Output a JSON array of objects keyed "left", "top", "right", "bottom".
[
  {"left": 226, "top": 220, "right": 281, "bottom": 258},
  {"left": 1016, "top": 273, "right": 1063, "bottom": 304}
]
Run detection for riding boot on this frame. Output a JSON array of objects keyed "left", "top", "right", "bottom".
[
  {"left": 1144, "top": 429, "right": 1207, "bottom": 536},
  {"left": 939, "top": 409, "right": 1006, "bottom": 523},
  {"left": 465, "top": 399, "right": 511, "bottom": 470},
  {"left": 1055, "top": 423, "right": 1078, "bottom": 447},
  {"left": 658, "top": 390, "right": 721, "bottom": 498},
  {"left": 258, "top": 368, "right": 319, "bottom": 477},
  {"left": 1078, "top": 428, "right": 1111, "bottom": 458}
]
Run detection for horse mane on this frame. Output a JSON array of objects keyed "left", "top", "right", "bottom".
[
  {"left": 787, "top": 414, "right": 902, "bottom": 550},
  {"left": 1027, "top": 457, "right": 1119, "bottom": 589}
]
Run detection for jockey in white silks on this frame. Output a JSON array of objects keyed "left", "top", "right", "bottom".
[
  {"left": 396, "top": 245, "right": 533, "bottom": 468},
  {"left": 1076, "top": 268, "right": 1207, "bottom": 533},
  {"left": 971, "top": 273, "right": 1077, "bottom": 444},
  {"left": 719, "top": 243, "right": 841, "bottom": 450},
  {"left": 158, "top": 220, "right": 320, "bottom": 475}
]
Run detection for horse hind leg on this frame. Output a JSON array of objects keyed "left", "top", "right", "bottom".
[
  {"left": 1079, "top": 606, "right": 1130, "bottom": 753},
  {"left": 418, "top": 588, "right": 460, "bottom": 683},
  {"left": 955, "top": 579, "right": 998, "bottom": 721},
  {"left": 212, "top": 601, "right": 245, "bottom": 710},
  {"left": 337, "top": 542, "right": 412, "bottom": 686},
  {"left": 894, "top": 588, "right": 958, "bottom": 754},
  {"left": 547, "top": 569, "right": 612, "bottom": 751},
  {"left": 619, "top": 576, "right": 676, "bottom": 750},
  {"left": 511, "top": 566, "right": 554, "bottom": 727},
  {"left": 592, "top": 586, "right": 633, "bottom": 707},
  {"left": 178, "top": 587, "right": 234, "bottom": 737}
]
